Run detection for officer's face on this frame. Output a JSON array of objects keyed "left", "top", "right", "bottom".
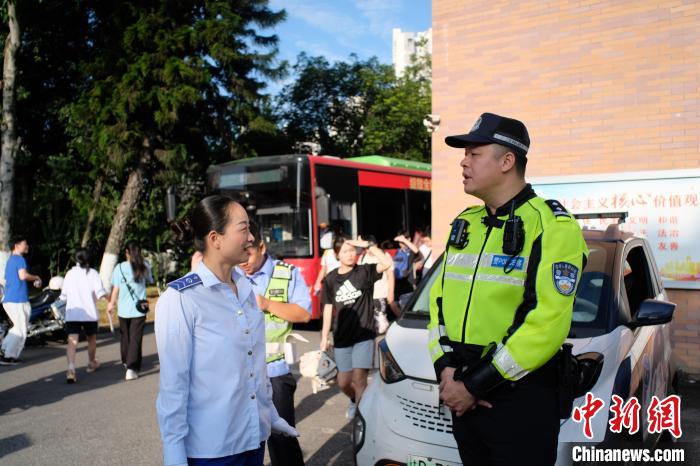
[
  {"left": 240, "top": 242, "right": 266, "bottom": 275},
  {"left": 460, "top": 144, "right": 505, "bottom": 198},
  {"left": 210, "top": 202, "right": 254, "bottom": 265},
  {"left": 336, "top": 241, "right": 357, "bottom": 267}
]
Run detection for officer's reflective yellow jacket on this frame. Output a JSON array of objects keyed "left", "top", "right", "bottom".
[{"left": 428, "top": 185, "right": 588, "bottom": 398}]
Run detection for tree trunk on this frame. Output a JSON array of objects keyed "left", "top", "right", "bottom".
[
  {"left": 98, "top": 139, "right": 152, "bottom": 290},
  {"left": 0, "top": 0, "right": 20, "bottom": 277},
  {"left": 81, "top": 175, "right": 104, "bottom": 247}
]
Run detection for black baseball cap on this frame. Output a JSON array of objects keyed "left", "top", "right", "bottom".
[{"left": 445, "top": 112, "right": 530, "bottom": 157}]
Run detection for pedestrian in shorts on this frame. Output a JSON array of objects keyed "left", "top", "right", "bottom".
[{"left": 61, "top": 248, "right": 108, "bottom": 383}]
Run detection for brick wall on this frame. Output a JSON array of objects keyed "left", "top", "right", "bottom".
[
  {"left": 432, "top": 0, "right": 700, "bottom": 374},
  {"left": 668, "top": 289, "right": 700, "bottom": 376}
]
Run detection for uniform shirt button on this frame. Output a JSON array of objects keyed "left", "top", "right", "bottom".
[
  {"left": 248, "top": 350, "right": 253, "bottom": 356},
  {"left": 250, "top": 373, "right": 254, "bottom": 378},
  {"left": 237, "top": 310, "right": 243, "bottom": 316},
  {"left": 244, "top": 329, "right": 250, "bottom": 335},
  {"left": 250, "top": 394, "right": 256, "bottom": 400}
]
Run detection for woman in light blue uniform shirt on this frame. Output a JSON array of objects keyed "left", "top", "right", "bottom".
[{"left": 155, "top": 195, "right": 298, "bottom": 466}]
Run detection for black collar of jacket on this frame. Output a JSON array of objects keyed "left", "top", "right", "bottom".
[{"left": 486, "top": 183, "right": 537, "bottom": 222}]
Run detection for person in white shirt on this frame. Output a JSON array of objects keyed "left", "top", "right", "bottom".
[
  {"left": 156, "top": 195, "right": 298, "bottom": 466},
  {"left": 417, "top": 229, "right": 435, "bottom": 280},
  {"left": 60, "top": 248, "right": 108, "bottom": 383}
]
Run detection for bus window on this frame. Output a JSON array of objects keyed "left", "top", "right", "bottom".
[
  {"left": 315, "top": 164, "right": 360, "bottom": 240},
  {"left": 213, "top": 157, "right": 313, "bottom": 258},
  {"left": 359, "top": 186, "right": 406, "bottom": 245}
]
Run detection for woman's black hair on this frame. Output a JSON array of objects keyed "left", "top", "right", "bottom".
[
  {"left": 75, "top": 248, "right": 91, "bottom": 272},
  {"left": 125, "top": 241, "right": 147, "bottom": 283},
  {"left": 332, "top": 234, "right": 351, "bottom": 255},
  {"left": 171, "top": 195, "right": 239, "bottom": 253}
]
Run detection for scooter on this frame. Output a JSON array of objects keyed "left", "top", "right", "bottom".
[{"left": 0, "top": 277, "right": 66, "bottom": 344}]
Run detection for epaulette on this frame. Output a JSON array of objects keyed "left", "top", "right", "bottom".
[
  {"left": 544, "top": 199, "right": 572, "bottom": 219},
  {"left": 272, "top": 261, "right": 293, "bottom": 280},
  {"left": 275, "top": 260, "right": 295, "bottom": 270},
  {"left": 167, "top": 273, "right": 203, "bottom": 292}
]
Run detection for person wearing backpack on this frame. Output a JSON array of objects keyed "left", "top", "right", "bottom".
[{"left": 107, "top": 241, "right": 153, "bottom": 381}]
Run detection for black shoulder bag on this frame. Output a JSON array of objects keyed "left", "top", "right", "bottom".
[{"left": 119, "top": 263, "right": 150, "bottom": 314}]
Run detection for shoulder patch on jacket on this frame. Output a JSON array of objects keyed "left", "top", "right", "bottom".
[
  {"left": 544, "top": 199, "right": 572, "bottom": 218},
  {"left": 167, "top": 274, "right": 202, "bottom": 292},
  {"left": 272, "top": 262, "right": 293, "bottom": 280},
  {"left": 552, "top": 263, "right": 579, "bottom": 296}
]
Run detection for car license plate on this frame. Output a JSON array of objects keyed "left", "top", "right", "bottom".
[{"left": 407, "top": 455, "right": 456, "bottom": 466}]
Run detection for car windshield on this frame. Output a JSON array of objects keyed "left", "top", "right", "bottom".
[{"left": 399, "top": 240, "right": 614, "bottom": 337}]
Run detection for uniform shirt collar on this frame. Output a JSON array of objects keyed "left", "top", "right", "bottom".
[{"left": 492, "top": 183, "right": 537, "bottom": 217}]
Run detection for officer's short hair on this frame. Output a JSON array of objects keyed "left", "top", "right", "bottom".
[
  {"left": 249, "top": 220, "right": 264, "bottom": 247},
  {"left": 494, "top": 144, "right": 527, "bottom": 177}
]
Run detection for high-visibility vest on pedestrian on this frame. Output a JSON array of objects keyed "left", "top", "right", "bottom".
[
  {"left": 264, "top": 261, "right": 294, "bottom": 363},
  {"left": 428, "top": 192, "right": 588, "bottom": 385}
]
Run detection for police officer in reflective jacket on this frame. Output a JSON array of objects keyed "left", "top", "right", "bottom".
[
  {"left": 428, "top": 113, "right": 588, "bottom": 465},
  {"left": 238, "top": 221, "right": 312, "bottom": 466}
]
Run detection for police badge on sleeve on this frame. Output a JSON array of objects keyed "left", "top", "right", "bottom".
[{"left": 552, "top": 262, "right": 579, "bottom": 296}]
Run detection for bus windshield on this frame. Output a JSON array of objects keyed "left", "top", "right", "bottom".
[{"left": 210, "top": 156, "right": 312, "bottom": 258}]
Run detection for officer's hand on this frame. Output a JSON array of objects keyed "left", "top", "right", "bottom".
[
  {"left": 440, "top": 378, "right": 493, "bottom": 416},
  {"left": 255, "top": 294, "right": 269, "bottom": 312}
]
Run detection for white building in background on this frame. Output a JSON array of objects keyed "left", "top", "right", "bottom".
[{"left": 392, "top": 27, "right": 432, "bottom": 78}]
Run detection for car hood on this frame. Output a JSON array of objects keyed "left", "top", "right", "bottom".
[{"left": 384, "top": 321, "right": 596, "bottom": 382}]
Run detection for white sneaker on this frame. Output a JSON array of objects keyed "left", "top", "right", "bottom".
[
  {"left": 375, "top": 311, "right": 390, "bottom": 334},
  {"left": 346, "top": 401, "right": 357, "bottom": 419},
  {"left": 125, "top": 369, "right": 139, "bottom": 381}
]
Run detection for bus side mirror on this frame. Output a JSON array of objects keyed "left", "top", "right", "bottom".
[{"left": 166, "top": 187, "right": 177, "bottom": 223}]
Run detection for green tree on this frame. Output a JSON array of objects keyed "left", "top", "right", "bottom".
[
  {"left": 60, "top": 1, "right": 287, "bottom": 286},
  {"left": 362, "top": 45, "right": 432, "bottom": 162},
  {"left": 0, "top": 0, "right": 20, "bottom": 269},
  {"left": 278, "top": 53, "right": 394, "bottom": 157}
]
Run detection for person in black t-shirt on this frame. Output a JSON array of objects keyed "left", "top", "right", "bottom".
[{"left": 320, "top": 235, "right": 393, "bottom": 419}]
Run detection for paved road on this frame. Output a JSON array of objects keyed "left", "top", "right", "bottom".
[
  {"left": 2, "top": 325, "right": 700, "bottom": 465},
  {"left": 0, "top": 326, "right": 355, "bottom": 465}
]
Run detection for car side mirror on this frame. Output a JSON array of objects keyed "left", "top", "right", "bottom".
[{"left": 628, "top": 299, "right": 675, "bottom": 329}]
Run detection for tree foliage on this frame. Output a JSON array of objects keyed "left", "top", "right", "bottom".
[{"left": 278, "top": 49, "right": 431, "bottom": 160}]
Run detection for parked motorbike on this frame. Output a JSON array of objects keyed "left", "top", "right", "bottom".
[{"left": 0, "top": 276, "right": 67, "bottom": 344}]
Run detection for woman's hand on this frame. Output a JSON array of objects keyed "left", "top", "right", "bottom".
[
  {"left": 320, "top": 334, "right": 330, "bottom": 352},
  {"left": 106, "top": 303, "right": 115, "bottom": 317},
  {"left": 347, "top": 239, "right": 370, "bottom": 249}
]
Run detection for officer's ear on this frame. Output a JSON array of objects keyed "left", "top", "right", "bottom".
[
  {"left": 499, "top": 149, "right": 517, "bottom": 174},
  {"left": 260, "top": 242, "right": 267, "bottom": 256}
]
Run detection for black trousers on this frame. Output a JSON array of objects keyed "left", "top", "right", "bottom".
[
  {"left": 268, "top": 373, "right": 304, "bottom": 466},
  {"left": 119, "top": 316, "right": 146, "bottom": 371},
  {"left": 451, "top": 362, "right": 561, "bottom": 466}
]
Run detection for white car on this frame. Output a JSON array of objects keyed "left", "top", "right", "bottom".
[{"left": 354, "top": 223, "right": 678, "bottom": 466}]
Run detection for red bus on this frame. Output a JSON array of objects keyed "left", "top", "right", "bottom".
[{"left": 206, "top": 154, "right": 432, "bottom": 318}]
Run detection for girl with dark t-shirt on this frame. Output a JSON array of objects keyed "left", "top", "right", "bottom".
[{"left": 320, "top": 235, "right": 393, "bottom": 419}]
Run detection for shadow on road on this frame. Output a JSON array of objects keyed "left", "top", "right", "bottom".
[
  {"left": 0, "top": 433, "right": 32, "bottom": 459},
  {"left": 305, "top": 420, "right": 354, "bottom": 466},
  {"left": 295, "top": 382, "right": 343, "bottom": 425},
  {"left": 0, "top": 352, "right": 159, "bottom": 416},
  {"left": 0, "top": 324, "right": 154, "bottom": 374}
]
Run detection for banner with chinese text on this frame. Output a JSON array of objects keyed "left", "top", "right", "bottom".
[{"left": 532, "top": 170, "right": 700, "bottom": 290}]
